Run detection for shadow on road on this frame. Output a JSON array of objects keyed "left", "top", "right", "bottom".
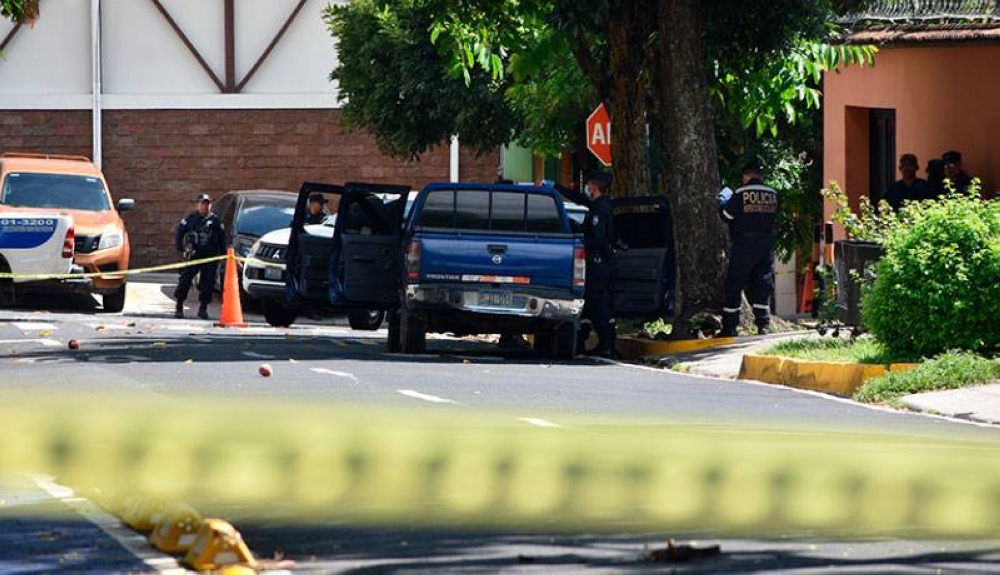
[{"left": 0, "top": 332, "right": 607, "bottom": 367}]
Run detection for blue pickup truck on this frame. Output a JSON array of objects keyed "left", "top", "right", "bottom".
[{"left": 282, "top": 181, "right": 585, "bottom": 358}]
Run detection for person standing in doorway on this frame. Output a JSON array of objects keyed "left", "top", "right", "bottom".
[
  {"left": 719, "top": 163, "right": 779, "bottom": 336},
  {"left": 884, "top": 153, "right": 925, "bottom": 212},
  {"left": 174, "top": 194, "right": 226, "bottom": 319}
]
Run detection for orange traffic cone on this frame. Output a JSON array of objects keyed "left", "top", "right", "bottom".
[{"left": 217, "top": 248, "right": 248, "bottom": 328}]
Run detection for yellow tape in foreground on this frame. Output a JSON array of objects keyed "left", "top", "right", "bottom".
[
  {"left": 0, "top": 255, "right": 284, "bottom": 281},
  {"left": 1, "top": 394, "right": 999, "bottom": 537}
]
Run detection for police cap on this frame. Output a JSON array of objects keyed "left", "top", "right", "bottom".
[{"left": 196, "top": 193, "right": 212, "bottom": 203}]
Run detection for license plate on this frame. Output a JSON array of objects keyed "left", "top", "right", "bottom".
[
  {"left": 477, "top": 290, "right": 515, "bottom": 308},
  {"left": 264, "top": 266, "right": 283, "bottom": 281}
]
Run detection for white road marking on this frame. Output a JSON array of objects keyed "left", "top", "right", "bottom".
[
  {"left": 518, "top": 417, "right": 564, "bottom": 429},
  {"left": 0, "top": 338, "right": 61, "bottom": 347},
  {"left": 28, "top": 474, "right": 186, "bottom": 574},
  {"left": 11, "top": 322, "right": 56, "bottom": 331},
  {"left": 241, "top": 351, "right": 276, "bottom": 360},
  {"left": 397, "top": 389, "right": 459, "bottom": 405},
  {"left": 311, "top": 368, "right": 360, "bottom": 384}
]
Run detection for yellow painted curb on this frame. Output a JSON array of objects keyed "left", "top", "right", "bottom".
[
  {"left": 616, "top": 336, "right": 737, "bottom": 360},
  {"left": 739, "top": 354, "right": 904, "bottom": 398}
]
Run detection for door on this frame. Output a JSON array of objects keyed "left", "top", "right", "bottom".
[
  {"left": 869, "top": 109, "right": 896, "bottom": 205},
  {"left": 329, "top": 182, "right": 411, "bottom": 307},
  {"left": 285, "top": 182, "right": 344, "bottom": 304},
  {"left": 611, "top": 196, "right": 675, "bottom": 319}
]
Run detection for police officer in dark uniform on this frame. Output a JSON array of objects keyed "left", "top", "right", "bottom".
[
  {"left": 542, "top": 172, "right": 619, "bottom": 356},
  {"left": 305, "top": 193, "right": 329, "bottom": 225},
  {"left": 719, "top": 163, "right": 780, "bottom": 336},
  {"left": 580, "top": 172, "right": 619, "bottom": 356},
  {"left": 174, "top": 193, "right": 226, "bottom": 319}
]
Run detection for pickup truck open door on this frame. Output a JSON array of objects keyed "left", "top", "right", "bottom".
[
  {"left": 285, "top": 181, "right": 410, "bottom": 312},
  {"left": 329, "top": 182, "right": 410, "bottom": 307},
  {"left": 612, "top": 196, "right": 676, "bottom": 320}
]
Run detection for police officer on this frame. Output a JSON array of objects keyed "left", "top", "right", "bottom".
[
  {"left": 174, "top": 193, "right": 226, "bottom": 319},
  {"left": 305, "top": 193, "right": 329, "bottom": 225},
  {"left": 542, "top": 173, "right": 619, "bottom": 356},
  {"left": 581, "top": 172, "right": 619, "bottom": 356},
  {"left": 719, "top": 163, "right": 780, "bottom": 336}
]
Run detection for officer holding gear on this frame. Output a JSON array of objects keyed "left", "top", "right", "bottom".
[
  {"left": 174, "top": 193, "right": 226, "bottom": 320},
  {"left": 305, "top": 193, "right": 329, "bottom": 225},
  {"left": 719, "top": 163, "right": 780, "bottom": 336}
]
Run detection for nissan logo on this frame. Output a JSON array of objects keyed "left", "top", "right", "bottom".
[{"left": 491, "top": 254, "right": 503, "bottom": 265}]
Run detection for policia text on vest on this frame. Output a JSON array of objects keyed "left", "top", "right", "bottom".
[{"left": 719, "top": 164, "right": 779, "bottom": 337}]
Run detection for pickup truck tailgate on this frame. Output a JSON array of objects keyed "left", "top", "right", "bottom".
[{"left": 416, "top": 232, "right": 576, "bottom": 290}]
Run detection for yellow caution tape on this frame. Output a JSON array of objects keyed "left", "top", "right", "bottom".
[
  {"left": 2, "top": 393, "right": 1000, "bottom": 537},
  {"left": 0, "top": 254, "right": 285, "bottom": 280}
]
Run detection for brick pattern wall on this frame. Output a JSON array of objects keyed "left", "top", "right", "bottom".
[{"left": 1, "top": 109, "right": 499, "bottom": 267}]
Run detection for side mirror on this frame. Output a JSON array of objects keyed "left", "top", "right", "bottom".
[{"left": 117, "top": 198, "right": 136, "bottom": 212}]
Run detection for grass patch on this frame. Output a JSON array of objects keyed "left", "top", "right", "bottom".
[
  {"left": 854, "top": 351, "right": 1000, "bottom": 404},
  {"left": 760, "top": 337, "right": 918, "bottom": 365}
]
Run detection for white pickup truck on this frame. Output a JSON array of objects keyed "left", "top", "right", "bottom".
[{"left": 0, "top": 213, "right": 85, "bottom": 305}]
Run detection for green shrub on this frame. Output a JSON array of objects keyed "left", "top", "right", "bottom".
[
  {"left": 862, "top": 188, "right": 1000, "bottom": 357},
  {"left": 761, "top": 336, "right": 914, "bottom": 364},
  {"left": 855, "top": 351, "right": 1000, "bottom": 404}
]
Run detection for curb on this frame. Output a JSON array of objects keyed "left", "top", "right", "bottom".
[
  {"left": 738, "top": 354, "right": 919, "bottom": 397},
  {"left": 615, "top": 335, "right": 736, "bottom": 361},
  {"left": 91, "top": 488, "right": 285, "bottom": 573}
]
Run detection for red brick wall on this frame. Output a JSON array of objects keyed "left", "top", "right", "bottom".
[{"left": 1, "top": 109, "right": 499, "bottom": 267}]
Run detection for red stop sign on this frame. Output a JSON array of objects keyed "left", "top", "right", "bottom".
[{"left": 586, "top": 103, "right": 612, "bottom": 166}]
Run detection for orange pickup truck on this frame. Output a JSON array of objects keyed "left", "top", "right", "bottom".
[{"left": 0, "top": 153, "right": 135, "bottom": 311}]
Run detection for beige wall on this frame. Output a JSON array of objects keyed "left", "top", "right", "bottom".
[{"left": 824, "top": 44, "right": 1000, "bottom": 225}]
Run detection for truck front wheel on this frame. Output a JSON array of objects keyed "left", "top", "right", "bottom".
[
  {"left": 348, "top": 309, "right": 385, "bottom": 331},
  {"left": 387, "top": 309, "right": 401, "bottom": 352}
]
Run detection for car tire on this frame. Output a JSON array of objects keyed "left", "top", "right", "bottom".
[
  {"left": 0, "top": 260, "right": 13, "bottom": 306},
  {"left": 552, "top": 321, "right": 578, "bottom": 360},
  {"left": 348, "top": 308, "right": 385, "bottom": 331},
  {"left": 387, "top": 309, "right": 401, "bottom": 353},
  {"left": 101, "top": 284, "right": 127, "bottom": 313},
  {"left": 399, "top": 309, "right": 426, "bottom": 354},
  {"left": 261, "top": 297, "right": 298, "bottom": 328},
  {"left": 532, "top": 330, "right": 554, "bottom": 357}
]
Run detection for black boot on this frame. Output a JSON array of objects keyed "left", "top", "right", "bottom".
[
  {"left": 174, "top": 302, "right": 184, "bottom": 319},
  {"left": 197, "top": 304, "right": 209, "bottom": 320}
]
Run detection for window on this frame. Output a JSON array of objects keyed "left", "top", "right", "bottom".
[
  {"left": 455, "top": 190, "right": 490, "bottom": 230},
  {"left": 237, "top": 204, "right": 296, "bottom": 237},
  {"left": 416, "top": 189, "right": 565, "bottom": 233},
  {"left": 1, "top": 172, "right": 111, "bottom": 211},
  {"left": 525, "top": 194, "right": 564, "bottom": 233},
  {"left": 417, "top": 191, "right": 455, "bottom": 228},
  {"left": 490, "top": 192, "right": 526, "bottom": 232}
]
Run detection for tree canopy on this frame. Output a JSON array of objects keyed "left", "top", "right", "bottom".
[
  {"left": 328, "top": 0, "right": 875, "bottom": 331},
  {"left": 1, "top": 0, "right": 38, "bottom": 24}
]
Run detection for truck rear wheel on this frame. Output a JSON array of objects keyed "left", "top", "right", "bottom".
[
  {"left": 552, "top": 321, "right": 578, "bottom": 360},
  {"left": 399, "top": 309, "right": 426, "bottom": 354},
  {"left": 261, "top": 297, "right": 298, "bottom": 327},
  {"left": 0, "top": 260, "right": 13, "bottom": 306},
  {"left": 535, "top": 321, "right": 577, "bottom": 360},
  {"left": 348, "top": 309, "right": 385, "bottom": 331},
  {"left": 101, "top": 284, "right": 127, "bottom": 313}
]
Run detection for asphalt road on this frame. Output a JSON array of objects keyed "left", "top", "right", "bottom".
[{"left": 2, "top": 286, "right": 999, "bottom": 574}]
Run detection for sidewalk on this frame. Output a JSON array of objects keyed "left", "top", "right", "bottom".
[{"left": 652, "top": 332, "right": 1000, "bottom": 427}]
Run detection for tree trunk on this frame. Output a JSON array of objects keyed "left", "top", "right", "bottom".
[
  {"left": 655, "top": 0, "right": 728, "bottom": 335},
  {"left": 606, "top": 0, "right": 653, "bottom": 199}
]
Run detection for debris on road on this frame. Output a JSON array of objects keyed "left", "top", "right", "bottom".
[
  {"left": 67, "top": 339, "right": 80, "bottom": 350},
  {"left": 259, "top": 363, "right": 273, "bottom": 377},
  {"left": 647, "top": 540, "right": 721, "bottom": 562}
]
